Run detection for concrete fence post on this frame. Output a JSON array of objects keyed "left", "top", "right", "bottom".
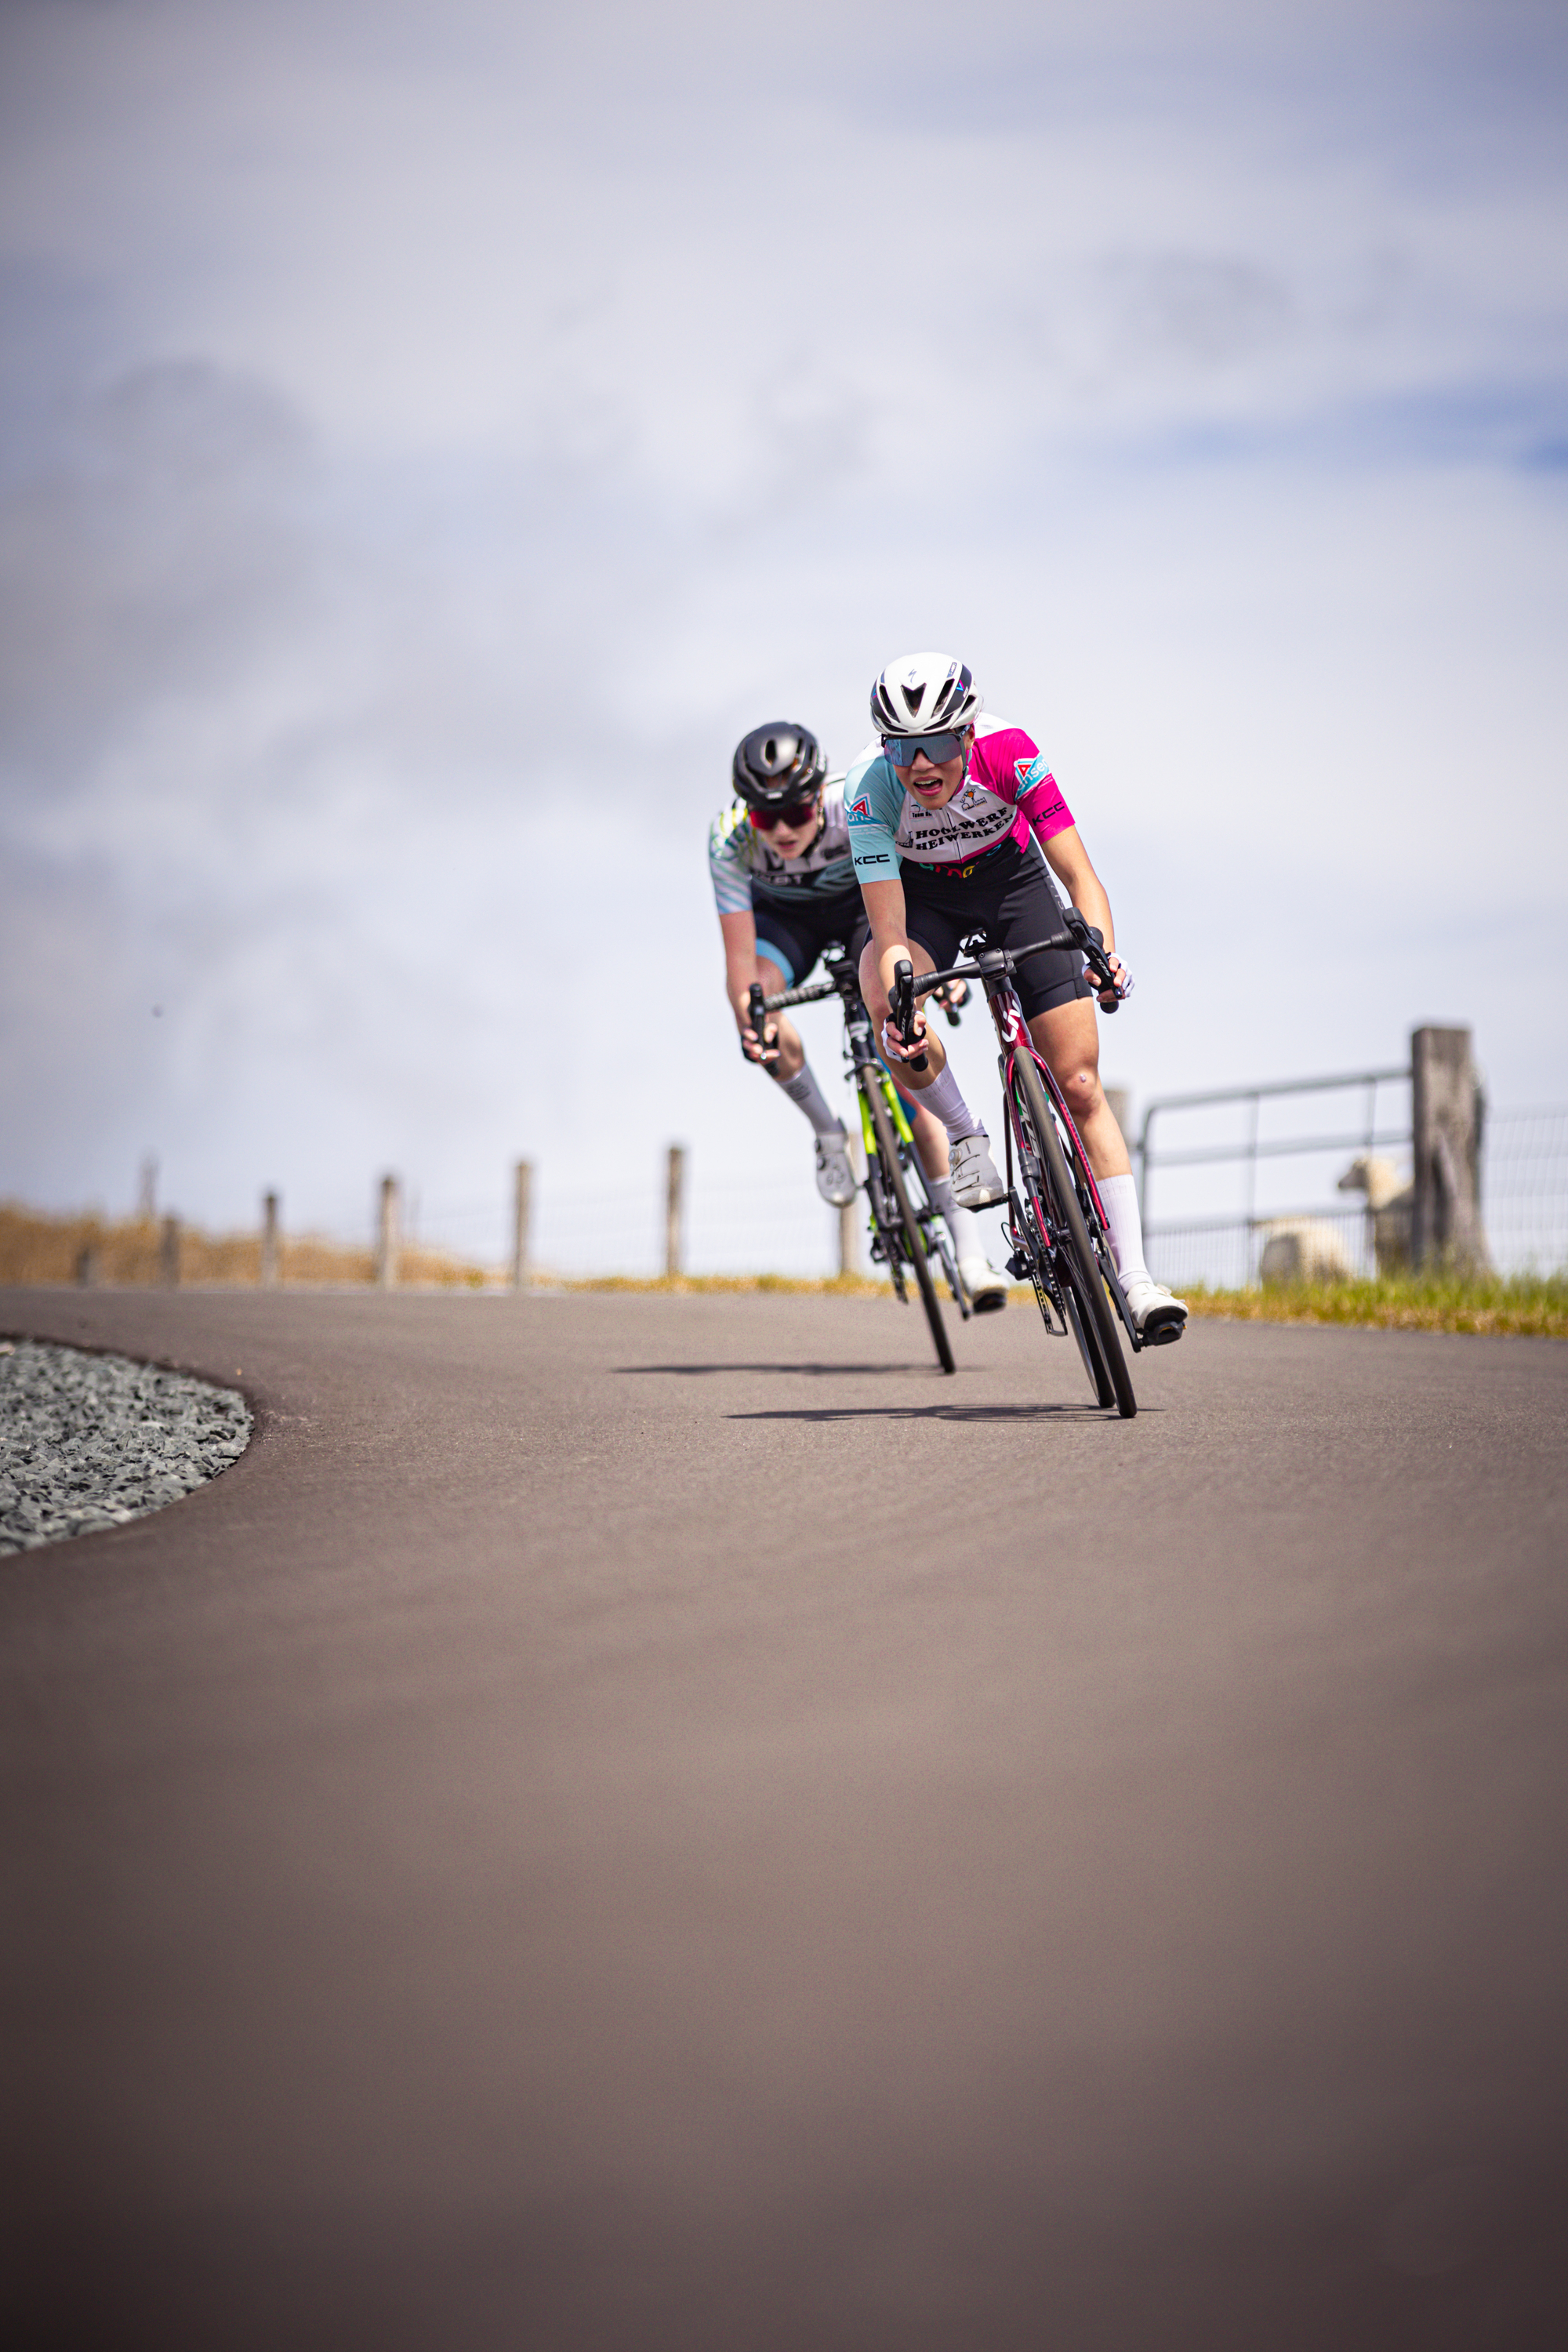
[
  {"left": 666, "top": 1146, "right": 685, "bottom": 1280},
  {"left": 376, "top": 1174, "right": 401, "bottom": 1290},
  {"left": 260, "top": 1191, "right": 280, "bottom": 1288},
  {"left": 159, "top": 1215, "right": 181, "bottom": 1287},
  {"left": 1104, "top": 1087, "right": 1132, "bottom": 1153},
  {"left": 75, "top": 1243, "right": 100, "bottom": 1288},
  {"left": 511, "top": 1160, "right": 533, "bottom": 1290},
  {"left": 1411, "top": 1026, "right": 1490, "bottom": 1272}
]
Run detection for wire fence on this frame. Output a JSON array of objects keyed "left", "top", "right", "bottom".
[
  {"left": 1142, "top": 1107, "right": 1568, "bottom": 1290},
  {"left": 408, "top": 1161, "right": 851, "bottom": 1283},
  {"left": 394, "top": 1103, "right": 1566, "bottom": 1290}
]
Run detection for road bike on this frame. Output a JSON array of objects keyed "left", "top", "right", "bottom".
[
  {"left": 753, "top": 955, "right": 970, "bottom": 1375},
  {"left": 887, "top": 911, "right": 1139, "bottom": 1418}
]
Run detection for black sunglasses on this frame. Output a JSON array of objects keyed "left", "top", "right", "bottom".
[{"left": 750, "top": 799, "right": 819, "bottom": 832}]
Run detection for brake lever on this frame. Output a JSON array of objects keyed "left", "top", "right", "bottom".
[
  {"left": 746, "top": 981, "right": 779, "bottom": 1063},
  {"left": 1073, "top": 915, "right": 1123, "bottom": 1015},
  {"left": 891, "top": 958, "right": 929, "bottom": 1073}
]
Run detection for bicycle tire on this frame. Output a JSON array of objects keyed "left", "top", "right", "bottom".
[
  {"left": 1006, "top": 1086, "right": 1113, "bottom": 1403},
  {"left": 1014, "top": 1054, "right": 1136, "bottom": 1419},
  {"left": 866, "top": 1081, "right": 955, "bottom": 1375}
]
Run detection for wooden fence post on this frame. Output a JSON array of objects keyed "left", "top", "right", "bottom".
[
  {"left": 666, "top": 1146, "right": 685, "bottom": 1279},
  {"left": 159, "top": 1215, "right": 181, "bottom": 1287},
  {"left": 837, "top": 1121, "right": 863, "bottom": 1279},
  {"left": 376, "top": 1174, "right": 401, "bottom": 1290},
  {"left": 1411, "top": 1026, "right": 1490, "bottom": 1272},
  {"left": 511, "top": 1160, "right": 533, "bottom": 1290},
  {"left": 260, "top": 1191, "right": 280, "bottom": 1287}
]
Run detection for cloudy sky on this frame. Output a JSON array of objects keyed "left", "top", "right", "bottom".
[{"left": 2, "top": 0, "right": 1564, "bottom": 1258}]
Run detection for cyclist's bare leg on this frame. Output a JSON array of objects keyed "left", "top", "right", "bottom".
[
  {"left": 1026, "top": 997, "right": 1131, "bottom": 1178},
  {"left": 902, "top": 1098, "right": 949, "bottom": 1178}
]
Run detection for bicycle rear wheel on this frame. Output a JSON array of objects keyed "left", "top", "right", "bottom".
[
  {"left": 1013, "top": 1054, "right": 1136, "bottom": 1419},
  {"left": 866, "top": 1080, "right": 955, "bottom": 1375}
]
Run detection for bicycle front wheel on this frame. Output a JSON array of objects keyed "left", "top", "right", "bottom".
[
  {"left": 866, "top": 1081, "right": 955, "bottom": 1375},
  {"left": 1013, "top": 1054, "right": 1136, "bottom": 1419}
]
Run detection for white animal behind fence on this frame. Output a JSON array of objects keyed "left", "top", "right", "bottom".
[
  {"left": 1337, "top": 1155, "right": 1414, "bottom": 1274},
  {"left": 1258, "top": 1220, "right": 1356, "bottom": 1285}
]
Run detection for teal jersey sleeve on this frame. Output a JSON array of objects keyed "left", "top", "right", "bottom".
[
  {"left": 708, "top": 800, "right": 756, "bottom": 915},
  {"left": 844, "top": 744, "right": 906, "bottom": 883}
]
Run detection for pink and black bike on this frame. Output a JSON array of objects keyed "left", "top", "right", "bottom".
[{"left": 889, "top": 912, "right": 1139, "bottom": 1419}]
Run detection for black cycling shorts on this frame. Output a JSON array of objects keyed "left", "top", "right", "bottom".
[
  {"left": 752, "top": 889, "right": 868, "bottom": 991},
  {"left": 899, "top": 843, "right": 1091, "bottom": 1021}
]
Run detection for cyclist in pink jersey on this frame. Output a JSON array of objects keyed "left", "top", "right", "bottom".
[
  {"left": 846, "top": 651, "right": 1186, "bottom": 1344},
  {"left": 713, "top": 719, "right": 1010, "bottom": 1308}
]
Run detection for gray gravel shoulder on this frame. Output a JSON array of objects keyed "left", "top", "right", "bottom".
[{"left": 0, "top": 1338, "right": 251, "bottom": 1555}]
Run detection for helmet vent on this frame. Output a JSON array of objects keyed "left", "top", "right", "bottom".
[{"left": 903, "top": 682, "right": 926, "bottom": 716}]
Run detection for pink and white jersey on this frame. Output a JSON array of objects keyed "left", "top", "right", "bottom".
[{"left": 844, "top": 714, "right": 1076, "bottom": 882}]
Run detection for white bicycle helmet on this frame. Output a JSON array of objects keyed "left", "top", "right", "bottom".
[{"left": 869, "top": 651, "right": 982, "bottom": 738}]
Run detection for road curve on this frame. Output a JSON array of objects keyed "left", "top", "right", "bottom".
[{"left": 2, "top": 1286, "right": 1566, "bottom": 2349}]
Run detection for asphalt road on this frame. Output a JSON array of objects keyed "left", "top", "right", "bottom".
[{"left": 2, "top": 1285, "right": 1566, "bottom": 2349}]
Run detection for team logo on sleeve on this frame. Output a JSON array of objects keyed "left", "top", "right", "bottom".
[
  {"left": 848, "top": 794, "right": 872, "bottom": 819},
  {"left": 1016, "top": 755, "right": 1052, "bottom": 789}
]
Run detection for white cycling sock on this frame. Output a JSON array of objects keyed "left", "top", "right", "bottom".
[
  {"left": 927, "top": 1175, "right": 984, "bottom": 1263},
  {"left": 913, "top": 1061, "right": 983, "bottom": 1142},
  {"left": 1098, "top": 1172, "right": 1151, "bottom": 1287},
  {"left": 778, "top": 1060, "right": 843, "bottom": 1138}
]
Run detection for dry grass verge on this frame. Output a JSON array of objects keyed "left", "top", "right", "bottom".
[
  {"left": 8, "top": 1203, "right": 1561, "bottom": 1332},
  {"left": 0, "top": 1205, "right": 492, "bottom": 1290},
  {"left": 560, "top": 1272, "right": 892, "bottom": 1298}
]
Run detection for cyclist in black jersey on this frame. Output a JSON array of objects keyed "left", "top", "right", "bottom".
[{"left": 711, "top": 720, "right": 1008, "bottom": 1307}]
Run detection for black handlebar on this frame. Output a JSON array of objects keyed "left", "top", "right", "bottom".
[
  {"left": 745, "top": 980, "right": 779, "bottom": 1063},
  {"left": 757, "top": 910, "right": 1125, "bottom": 1018},
  {"left": 889, "top": 958, "right": 929, "bottom": 1072},
  {"left": 906, "top": 916, "right": 1123, "bottom": 1014}
]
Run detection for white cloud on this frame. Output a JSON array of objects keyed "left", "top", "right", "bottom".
[{"left": 1, "top": 0, "right": 1564, "bottom": 1252}]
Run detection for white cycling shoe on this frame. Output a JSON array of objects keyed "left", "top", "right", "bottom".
[
  {"left": 958, "top": 1255, "right": 1009, "bottom": 1313},
  {"left": 1123, "top": 1277, "right": 1188, "bottom": 1345},
  {"left": 949, "top": 1130, "right": 1005, "bottom": 1210},
  {"left": 815, "top": 1124, "right": 857, "bottom": 1207}
]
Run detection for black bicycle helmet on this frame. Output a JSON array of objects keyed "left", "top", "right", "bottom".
[{"left": 731, "top": 721, "right": 828, "bottom": 808}]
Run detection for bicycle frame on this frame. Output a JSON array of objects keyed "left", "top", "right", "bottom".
[
  {"left": 760, "top": 950, "right": 966, "bottom": 1315},
  {"left": 900, "top": 933, "right": 1138, "bottom": 1350}
]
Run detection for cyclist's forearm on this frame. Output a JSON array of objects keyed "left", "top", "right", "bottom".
[
  {"left": 719, "top": 910, "right": 760, "bottom": 1018},
  {"left": 859, "top": 879, "right": 910, "bottom": 999},
  {"left": 1043, "top": 830, "right": 1115, "bottom": 956}
]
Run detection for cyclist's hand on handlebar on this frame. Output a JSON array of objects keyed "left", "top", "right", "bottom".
[
  {"left": 1092, "top": 949, "right": 1133, "bottom": 1014},
  {"left": 739, "top": 983, "right": 780, "bottom": 1065},
  {"left": 934, "top": 978, "right": 968, "bottom": 1019},
  {"left": 880, "top": 1007, "right": 928, "bottom": 1062}
]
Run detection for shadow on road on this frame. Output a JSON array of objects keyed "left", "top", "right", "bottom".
[
  {"left": 617, "top": 1362, "right": 937, "bottom": 1378},
  {"left": 730, "top": 1401, "right": 1138, "bottom": 1424}
]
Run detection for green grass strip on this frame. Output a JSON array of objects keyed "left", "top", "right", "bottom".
[{"left": 1181, "top": 1270, "right": 1568, "bottom": 1338}]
